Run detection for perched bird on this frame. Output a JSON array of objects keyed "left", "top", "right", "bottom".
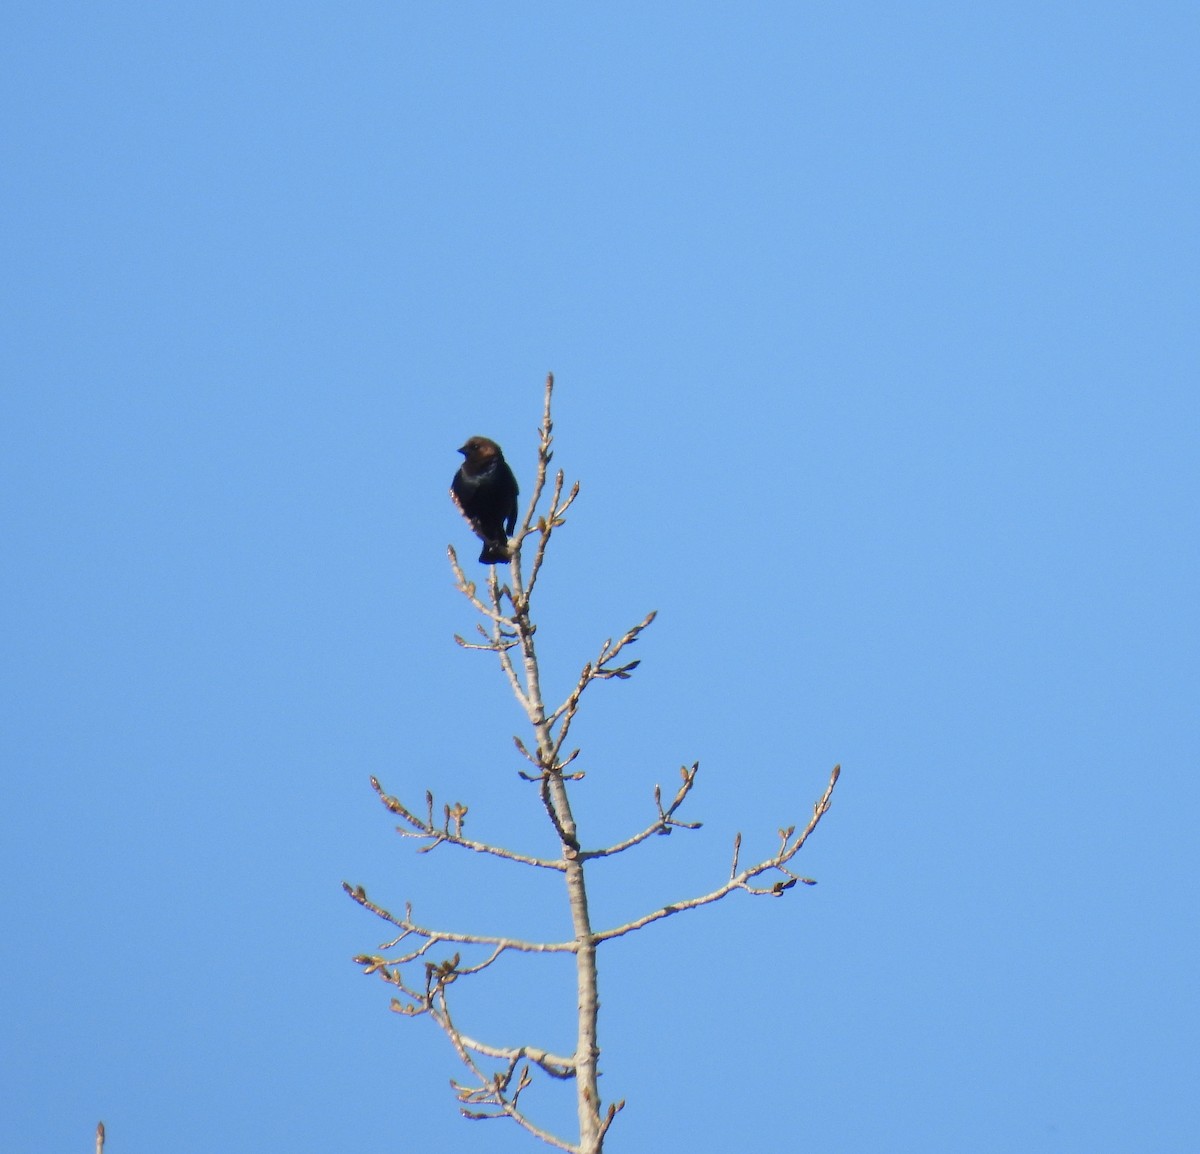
[{"left": 451, "top": 436, "right": 519, "bottom": 564}]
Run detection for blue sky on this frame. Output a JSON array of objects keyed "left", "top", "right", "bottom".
[{"left": 3, "top": 4, "right": 1198, "bottom": 1151}]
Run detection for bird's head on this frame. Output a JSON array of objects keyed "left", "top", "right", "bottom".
[{"left": 458, "top": 436, "right": 503, "bottom": 464}]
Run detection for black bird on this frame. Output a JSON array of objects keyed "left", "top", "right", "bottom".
[{"left": 451, "top": 436, "right": 519, "bottom": 564}]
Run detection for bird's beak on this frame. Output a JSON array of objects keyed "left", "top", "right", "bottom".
[{"left": 457, "top": 444, "right": 469, "bottom": 456}]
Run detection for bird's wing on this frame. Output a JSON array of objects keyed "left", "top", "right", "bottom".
[
  {"left": 504, "top": 463, "right": 519, "bottom": 536},
  {"left": 449, "top": 480, "right": 470, "bottom": 522},
  {"left": 449, "top": 482, "right": 488, "bottom": 543}
]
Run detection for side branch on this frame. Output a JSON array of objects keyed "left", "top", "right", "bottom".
[
  {"left": 593, "top": 764, "right": 841, "bottom": 944},
  {"left": 514, "top": 372, "right": 558, "bottom": 542},
  {"left": 548, "top": 609, "right": 657, "bottom": 765},
  {"left": 439, "top": 989, "right": 580, "bottom": 1152},
  {"left": 450, "top": 1028, "right": 576, "bottom": 1080},
  {"left": 343, "top": 885, "right": 576, "bottom": 954},
  {"left": 498, "top": 373, "right": 579, "bottom": 603},
  {"left": 369, "top": 942, "right": 581, "bottom": 1151},
  {"left": 369, "top": 776, "right": 565, "bottom": 871},
  {"left": 447, "top": 546, "right": 516, "bottom": 626},
  {"left": 581, "top": 763, "right": 703, "bottom": 861}
]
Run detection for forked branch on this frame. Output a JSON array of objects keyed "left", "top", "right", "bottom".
[
  {"left": 594, "top": 763, "right": 841, "bottom": 943},
  {"left": 368, "top": 776, "right": 565, "bottom": 871},
  {"left": 582, "top": 763, "right": 703, "bottom": 861}
]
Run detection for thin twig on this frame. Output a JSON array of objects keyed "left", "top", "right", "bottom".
[
  {"left": 593, "top": 764, "right": 841, "bottom": 944},
  {"left": 343, "top": 886, "right": 576, "bottom": 954},
  {"left": 548, "top": 609, "right": 656, "bottom": 765},
  {"left": 369, "top": 777, "right": 565, "bottom": 871},
  {"left": 448, "top": 545, "right": 516, "bottom": 626},
  {"left": 581, "top": 764, "right": 703, "bottom": 860},
  {"left": 440, "top": 990, "right": 581, "bottom": 1152}
]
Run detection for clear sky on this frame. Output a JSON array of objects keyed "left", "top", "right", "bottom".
[{"left": 3, "top": 5, "right": 1197, "bottom": 1152}]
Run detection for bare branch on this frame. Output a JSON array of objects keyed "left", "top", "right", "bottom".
[
  {"left": 598, "top": 1100, "right": 626, "bottom": 1143},
  {"left": 594, "top": 609, "right": 657, "bottom": 671},
  {"left": 526, "top": 471, "right": 578, "bottom": 600},
  {"left": 369, "top": 777, "right": 565, "bottom": 871},
  {"left": 548, "top": 610, "right": 658, "bottom": 728},
  {"left": 438, "top": 988, "right": 582, "bottom": 1152},
  {"left": 582, "top": 763, "right": 703, "bottom": 860},
  {"left": 435, "top": 986, "right": 575, "bottom": 1079},
  {"left": 343, "top": 885, "right": 576, "bottom": 954},
  {"left": 548, "top": 609, "right": 657, "bottom": 764},
  {"left": 514, "top": 372, "right": 557, "bottom": 542},
  {"left": 452, "top": 1028, "right": 576, "bottom": 1080},
  {"left": 453, "top": 632, "right": 519, "bottom": 653},
  {"left": 483, "top": 374, "right": 579, "bottom": 605},
  {"left": 594, "top": 764, "right": 841, "bottom": 944},
  {"left": 447, "top": 545, "right": 515, "bottom": 626}
]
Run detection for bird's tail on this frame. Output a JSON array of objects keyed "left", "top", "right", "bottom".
[{"left": 478, "top": 539, "right": 512, "bottom": 564}]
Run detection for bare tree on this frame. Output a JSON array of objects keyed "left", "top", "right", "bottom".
[{"left": 346, "top": 374, "right": 840, "bottom": 1153}]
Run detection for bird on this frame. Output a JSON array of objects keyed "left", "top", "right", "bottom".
[{"left": 451, "top": 436, "right": 519, "bottom": 564}]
